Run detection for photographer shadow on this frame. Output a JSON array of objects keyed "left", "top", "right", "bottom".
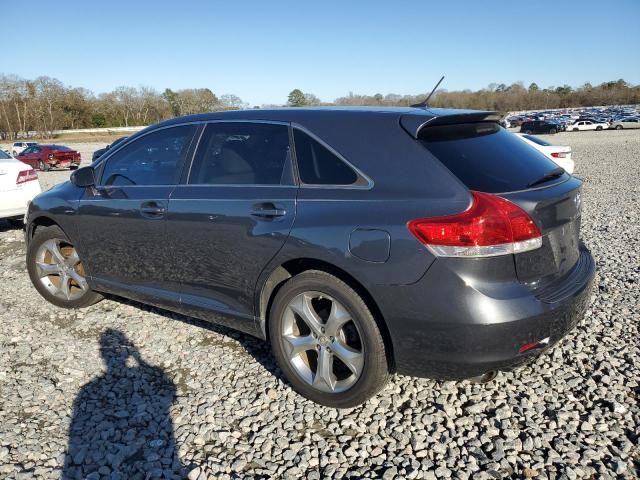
[{"left": 62, "top": 329, "right": 184, "bottom": 480}]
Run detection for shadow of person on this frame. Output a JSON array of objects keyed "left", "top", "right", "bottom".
[{"left": 62, "top": 329, "right": 184, "bottom": 480}]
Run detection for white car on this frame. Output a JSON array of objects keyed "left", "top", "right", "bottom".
[
  {"left": 568, "top": 120, "right": 609, "bottom": 132},
  {"left": 0, "top": 151, "right": 41, "bottom": 224},
  {"left": 11, "top": 141, "right": 37, "bottom": 157},
  {"left": 515, "top": 133, "right": 574, "bottom": 174}
]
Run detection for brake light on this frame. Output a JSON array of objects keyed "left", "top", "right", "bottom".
[
  {"left": 16, "top": 169, "right": 38, "bottom": 185},
  {"left": 407, "top": 191, "right": 542, "bottom": 257},
  {"left": 551, "top": 152, "right": 569, "bottom": 158}
]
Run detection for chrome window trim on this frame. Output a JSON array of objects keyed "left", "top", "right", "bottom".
[
  {"left": 290, "top": 123, "right": 374, "bottom": 190},
  {"left": 185, "top": 120, "right": 293, "bottom": 187}
]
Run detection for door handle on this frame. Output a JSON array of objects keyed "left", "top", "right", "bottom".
[
  {"left": 140, "top": 201, "right": 165, "bottom": 219},
  {"left": 250, "top": 203, "right": 287, "bottom": 219}
]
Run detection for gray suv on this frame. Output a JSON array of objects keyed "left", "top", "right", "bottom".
[{"left": 24, "top": 107, "right": 595, "bottom": 407}]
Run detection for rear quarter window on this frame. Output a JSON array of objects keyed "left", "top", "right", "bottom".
[{"left": 418, "top": 122, "right": 564, "bottom": 193}]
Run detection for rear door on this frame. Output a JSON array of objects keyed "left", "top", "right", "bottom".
[
  {"left": 166, "top": 121, "right": 296, "bottom": 332},
  {"left": 75, "top": 124, "right": 198, "bottom": 305},
  {"left": 17, "top": 146, "right": 39, "bottom": 168}
]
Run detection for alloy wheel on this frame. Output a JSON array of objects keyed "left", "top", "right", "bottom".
[
  {"left": 281, "top": 291, "right": 364, "bottom": 393},
  {"left": 34, "top": 238, "right": 89, "bottom": 301}
]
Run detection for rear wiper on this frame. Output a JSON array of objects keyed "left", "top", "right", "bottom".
[{"left": 527, "top": 167, "right": 565, "bottom": 188}]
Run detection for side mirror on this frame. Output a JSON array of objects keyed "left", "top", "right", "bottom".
[{"left": 70, "top": 166, "right": 96, "bottom": 188}]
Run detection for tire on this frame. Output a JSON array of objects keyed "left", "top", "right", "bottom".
[
  {"left": 573, "top": 128, "right": 579, "bottom": 132},
  {"left": 12, "top": 151, "right": 18, "bottom": 157},
  {"left": 269, "top": 270, "right": 389, "bottom": 408},
  {"left": 549, "top": 128, "right": 557, "bottom": 134},
  {"left": 27, "top": 225, "right": 103, "bottom": 309},
  {"left": 596, "top": 126, "right": 603, "bottom": 131},
  {"left": 38, "top": 160, "right": 49, "bottom": 172},
  {"left": 615, "top": 125, "right": 623, "bottom": 130}
]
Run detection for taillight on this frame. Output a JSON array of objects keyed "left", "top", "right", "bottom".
[
  {"left": 407, "top": 191, "right": 542, "bottom": 257},
  {"left": 551, "top": 152, "right": 569, "bottom": 158},
  {"left": 16, "top": 169, "right": 38, "bottom": 185}
]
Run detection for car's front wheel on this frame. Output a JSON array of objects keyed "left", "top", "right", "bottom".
[
  {"left": 596, "top": 126, "right": 603, "bottom": 131},
  {"left": 615, "top": 125, "right": 623, "bottom": 130},
  {"left": 269, "top": 270, "right": 389, "bottom": 408},
  {"left": 27, "top": 225, "right": 103, "bottom": 308}
]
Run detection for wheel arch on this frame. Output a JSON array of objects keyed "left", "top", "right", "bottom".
[
  {"left": 258, "top": 257, "right": 396, "bottom": 372},
  {"left": 27, "top": 215, "right": 66, "bottom": 244}
]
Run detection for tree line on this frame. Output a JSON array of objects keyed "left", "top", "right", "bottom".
[
  {"left": 288, "top": 79, "right": 640, "bottom": 111},
  {"left": 1, "top": 74, "right": 637, "bottom": 140},
  {"left": 0, "top": 74, "right": 248, "bottom": 139}
]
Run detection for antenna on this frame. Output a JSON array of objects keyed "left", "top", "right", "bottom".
[{"left": 411, "top": 75, "right": 445, "bottom": 108}]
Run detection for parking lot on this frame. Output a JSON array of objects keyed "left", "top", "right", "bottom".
[{"left": 0, "top": 130, "right": 638, "bottom": 479}]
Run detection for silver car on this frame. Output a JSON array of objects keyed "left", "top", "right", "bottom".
[{"left": 611, "top": 118, "right": 640, "bottom": 129}]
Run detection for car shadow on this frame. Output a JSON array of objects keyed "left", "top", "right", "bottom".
[
  {"left": 105, "top": 294, "right": 286, "bottom": 384},
  {"left": 0, "top": 218, "right": 24, "bottom": 233},
  {"left": 62, "top": 328, "right": 186, "bottom": 480}
]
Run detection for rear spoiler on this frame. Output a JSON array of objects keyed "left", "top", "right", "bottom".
[{"left": 400, "top": 111, "right": 503, "bottom": 139}]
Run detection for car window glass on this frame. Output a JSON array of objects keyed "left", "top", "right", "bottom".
[
  {"left": 293, "top": 129, "right": 358, "bottom": 185},
  {"left": 101, "top": 125, "right": 195, "bottom": 186},
  {"left": 0, "top": 150, "right": 10, "bottom": 159},
  {"left": 418, "top": 122, "right": 563, "bottom": 193},
  {"left": 189, "top": 122, "right": 291, "bottom": 185}
]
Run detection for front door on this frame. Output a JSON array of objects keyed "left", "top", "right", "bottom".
[
  {"left": 166, "top": 121, "right": 296, "bottom": 333},
  {"left": 75, "top": 124, "right": 198, "bottom": 306}
]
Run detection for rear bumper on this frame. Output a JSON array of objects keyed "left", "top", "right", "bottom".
[{"left": 373, "top": 246, "right": 596, "bottom": 380}]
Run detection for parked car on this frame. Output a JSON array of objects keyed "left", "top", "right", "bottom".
[
  {"left": 91, "top": 136, "right": 128, "bottom": 162},
  {"left": 17, "top": 144, "right": 81, "bottom": 171},
  {"left": 0, "top": 150, "right": 41, "bottom": 225},
  {"left": 11, "top": 141, "right": 37, "bottom": 157},
  {"left": 519, "top": 120, "right": 560, "bottom": 134},
  {"left": 568, "top": 120, "right": 609, "bottom": 131},
  {"left": 24, "top": 107, "right": 595, "bottom": 407},
  {"left": 610, "top": 118, "right": 640, "bottom": 129},
  {"left": 515, "top": 134, "right": 574, "bottom": 173}
]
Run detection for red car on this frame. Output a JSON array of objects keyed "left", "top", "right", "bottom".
[{"left": 17, "top": 144, "right": 81, "bottom": 171}]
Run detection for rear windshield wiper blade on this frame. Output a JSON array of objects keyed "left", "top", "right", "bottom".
[{"left": 527, "top": 167, "right": 565, "bottom": 188}]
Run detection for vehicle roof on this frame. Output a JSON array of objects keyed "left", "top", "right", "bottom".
[
  {"left": 151, "top": 106, "right": 501, "bottom": 140},
  {"left": 155, "top": 106, "right": 495, "bottom": 126}
]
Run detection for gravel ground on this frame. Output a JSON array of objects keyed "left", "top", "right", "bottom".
[{"left": 1, "top": 130, "right": 639, "bottom": 479}]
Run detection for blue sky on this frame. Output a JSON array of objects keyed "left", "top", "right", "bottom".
[{"left": 4, "top": 0, "right": 639, "bottom": 105}]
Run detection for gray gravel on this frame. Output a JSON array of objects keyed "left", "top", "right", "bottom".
[{"left": 1, "top": 130, "right": 639, "bottom": 479}]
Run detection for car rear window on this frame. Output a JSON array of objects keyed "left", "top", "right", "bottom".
[
  {"left": 418, "top": 122, "right": 563, "bottom": 193},
  {"left": 51, "top": 145, "right": 71, "bottom": 151}
]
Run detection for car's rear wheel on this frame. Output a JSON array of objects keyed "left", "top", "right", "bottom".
[
  {"left": 615, "top": 125, "right": 623, "bottom": 130},
  {"left": 27, "top": 225, "right": 103, "bottom": 308},
  {"left": 269, "top": 270, "right": 389, "bottom": 408},
  {"left": 38, "top": 160, "right": 49, "bottom": 172},
  {"left": 573, "top": 128, "right": 579, "bottom": 132},
  {"left": 12, "top": 151, "right": 18, "bottom": 157},
  {"left": 596, "top": 126, "right": 603, "bottom": 131},
  {"left": 549, "top": 128, "right": 557, "bottom": 134}
]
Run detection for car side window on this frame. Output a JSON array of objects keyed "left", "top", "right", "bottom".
[
  {"left": 189, "top": 122, "right": 292, "bottom": 185},
  {"left": 101, "top": 125, "right": 195, "bottom": 186},
  {"left": 293, "top": 129, "right": 359, "bottom": 185}
]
